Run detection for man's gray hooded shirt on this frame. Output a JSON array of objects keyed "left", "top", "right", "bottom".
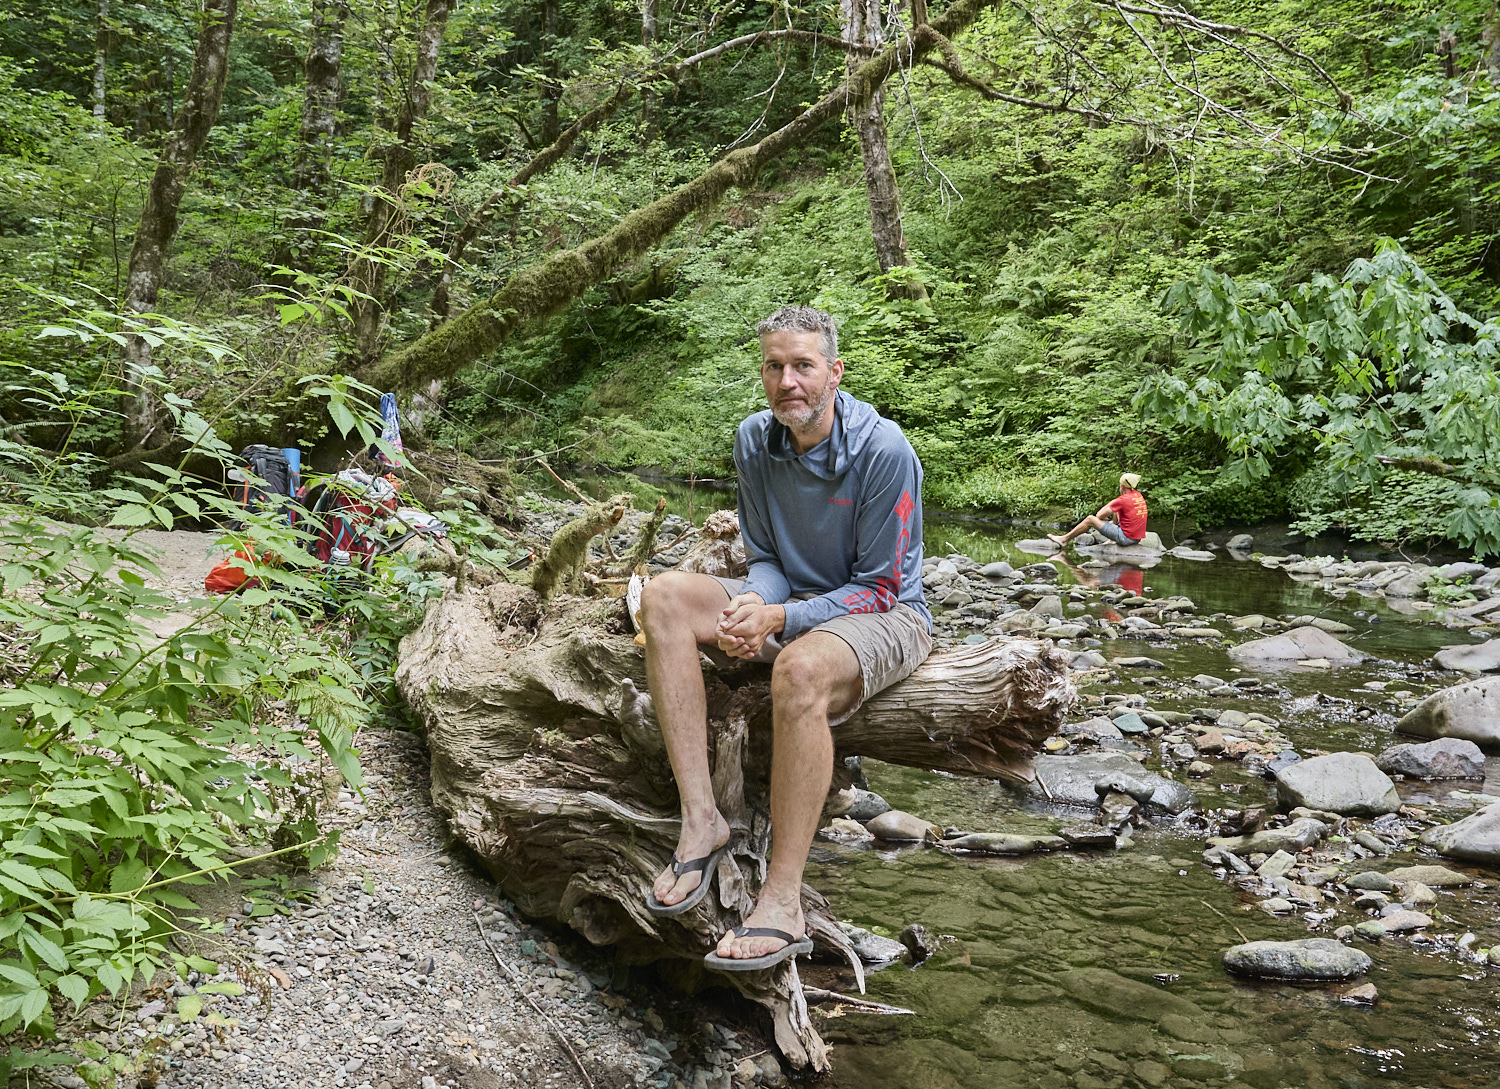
[{"left": 735, "top": 390, "right": 932, "bottom": 640}]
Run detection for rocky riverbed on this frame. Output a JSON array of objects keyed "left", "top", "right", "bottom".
[{"left": 22, "top": 498, "right": 1500, "bottom": 1088}]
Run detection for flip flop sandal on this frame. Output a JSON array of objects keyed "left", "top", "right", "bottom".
[
  {"left": 645, "top": 845, "right": 729, "bottom": 917},
  {"left": 703, "top": 926, "right": 814, "bottom": 972}
]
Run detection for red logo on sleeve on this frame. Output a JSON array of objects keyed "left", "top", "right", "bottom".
[{"left": 844, "top": 489, "right": 914, "bottom": 614}]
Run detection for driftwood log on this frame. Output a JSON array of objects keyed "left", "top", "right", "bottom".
[{"left": 395, "top": 517, "right": 1072, "bottom": 1070}]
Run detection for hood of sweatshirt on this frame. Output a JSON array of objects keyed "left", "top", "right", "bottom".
[{"left": 760, "top": 390, "right": 881, "bottom": 480}]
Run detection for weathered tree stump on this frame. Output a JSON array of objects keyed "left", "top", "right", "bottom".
[{"left": 396, "top": 521, "right": 1072, "bottom": 1070}]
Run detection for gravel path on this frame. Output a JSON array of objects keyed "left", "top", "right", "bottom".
[{"left": 42, "top": 729, "right": 768, "bottom": 1089}]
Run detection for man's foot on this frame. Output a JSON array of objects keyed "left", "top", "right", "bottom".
[
  {"left": 653, "top": 812, "right": 730, "bottom": 908},
  {"left": 712, "top": 895, "right": 804, "bottom": 962},
  {"left": 1046, "top": 534, "right": 1069, "bottom": 548}
]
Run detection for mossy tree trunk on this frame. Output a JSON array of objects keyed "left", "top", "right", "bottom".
[
  {"left": 274, "top": 0, "right": 349, "bottom": 275},
  {"left": 348, "top": 0, "right": 455, "bottom": 367},
  {"left": 121, "top": 0, "right": 237, "bottom": 446},
  {"left": 361, "top": 0, "right": 1001, "bottom": 393},
  {"left": 842, "top": 0, "right": 927, "bottom": 301}
]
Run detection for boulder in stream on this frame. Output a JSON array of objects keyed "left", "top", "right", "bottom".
[
  {"left": 1432, "top": 640, "right": 1500, "bottom": 673},
  {"left": 1228, "top": 625, "right": 1366, "bottom": 663},
  {"left": 1382, "top": 864, "right": 1474, "bottom": 887},
  {"left": 1226, "top": 533, "right": 1255, "bottom": 552},
  {"left": 1397, "top": 677, "right": 1500, "bottom": 748},
  {"left": 1207, "top": 816, "right": 1328, "bottom": 857},
  {"left": 836, "top": 923, "right": 907, "bottom": 966},
  {"left": 1030, "top": 753, "right": 1196, "bottom": 814},
  {"left": 1375, "top": 738, "right": 1485, "bottom": 780},
  {"left": 1222, "top": 939, "right": 1371, "bottom": 981},
  {"left": 844, "top": 788, "right": 893, "bottom": 821},
  {"left": 1274, "top": 753, "right": 1400, "bottom": 816},
  {"left": 867, "top": 810, "right": 942, "bottom": 843},
  {"left": 1419, "top": 802, "right": 1500, "bottom": 866}
]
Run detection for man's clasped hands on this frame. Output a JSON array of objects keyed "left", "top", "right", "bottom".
[{"left": 714, "top": 592, "right": 786, "bottom": 659}]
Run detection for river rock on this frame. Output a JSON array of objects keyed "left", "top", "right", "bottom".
[
  {"left": 1226, "top": 533, "right": 1254, "bottom": 551},
  {"left": 1230, "top": 615, "right": 1273, "bottom": 630},
  {"left": 1385, "top": 571, "right": 1428, "bottom": 597},
  {"left": 1169, "top": 547, "right": 1215, "bottom": 561},
  {"left": 1069, "top": 649, "right": 1109, "bottom": 670},
  {"left": 1059, "top": 825, "right": 1118, "bottom": 848},
  {"left": 1228, "top": 626, "right": 1366, "bottom": 663},
  {"left": 1207, "top": 817, "right": 1328, "bottom": 857},
  {"left": 837, "top": 923, "right": 907, "bottom": 965},
  {"left": 1436, "top": 562, "right": 1490, "bottom": 581},
  {"left": 1275, "top": 753, "right": 1400, "bottom": 815},
  {"left": 1030, "top": 595, "right": 1064, "bottom": 619},
  {"left": 1397, "top": 677, "right": 1500, "bottom": 748},
  {"left": 981, "top": 561, "right": 1014, "bottom": 579},
  {"left": 1112, "top": 712, "right": 1150, "bottom": 736},
  {"left": 1015, "top": 538, "right": 1061, "bottom": 554},
  {"left": 1061, "top": 716, "right": 1123, "bottom": 742},
  {"left": 1222, "top": 939, "right": 1372, "bottom": 981},
  {"left": 1418, "top": 802, "right": 1500, "bottom": 866},
  {"left": 867, "top": 810, "right": 941, "bottom": 843},
  {"left": 943, "top": 832, "right": 1067, "bottom": 855},
  {"left": 1343, "top": 871, "right": 1397, "bottom": 892},
  {"left": 1375, "top": 738, "right": 1485, "bottom": 780},
  {"left": 1115, "top": 656, "right": 1166, "bottom": 669},
  {"left": 1383, "top": 864, "right": 1474, "bottom": 887},
  {"left": 1376, "top": 909, "right": 1432, "bottom": 932},
  {"left": 844, "top": 789, "right": 893, "bottom": 821},
  {"left": 1031, "top": 753, "right": 1196, "bottom": 814},
  {"left": 1433, "top": 641, "right": 1500, "bottom": 673}
]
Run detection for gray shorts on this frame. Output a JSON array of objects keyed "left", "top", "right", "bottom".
[
  {"left": 1096, "top": 520, "right": 1141, "bottom": 546},
  {"left": 707, "top": 576, "right": 933, "bottom": 726}
]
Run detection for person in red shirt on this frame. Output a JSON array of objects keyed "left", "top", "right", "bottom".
[{"left": 1048, "top": 472, "right": 1148, "bottom": 550}]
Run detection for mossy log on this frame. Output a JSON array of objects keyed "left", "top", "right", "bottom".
[{"left": 396, "top": 522, "right": 1071, "bottom": 1070}]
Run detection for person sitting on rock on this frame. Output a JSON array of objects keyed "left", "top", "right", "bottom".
[
  {"left": 639, "top": 304, "right": 933, "bottom": 971},
  {"left": 1048, "top": 473, "right": 1148, "bottom": 551}
]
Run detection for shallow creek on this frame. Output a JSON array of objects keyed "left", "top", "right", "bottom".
[
  {"left": 539, "top": 474, "right": 1500, "bottom": 1085},
  {"left": 812, "top": 523, "right": 1500, "bottom": 1089}
]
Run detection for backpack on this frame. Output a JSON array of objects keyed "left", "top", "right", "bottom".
[{"left": 235, "top": 445, "right": 293, "bottom": 524}]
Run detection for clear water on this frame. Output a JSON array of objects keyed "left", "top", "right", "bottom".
[
  {"left": 810, "top": 521, "right": 1500, "bottom": 1088},
  {"left": 542, "top": 472, "right": 1500, "bottom": 1085}
]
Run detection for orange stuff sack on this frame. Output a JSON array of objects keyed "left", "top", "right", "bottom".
[{"left": 204, "top": 550, "right": 258, "bottom": 594}]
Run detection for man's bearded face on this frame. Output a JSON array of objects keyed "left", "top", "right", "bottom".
[{"left": 759, "top": 330, "right": 841, "bottom": 434}]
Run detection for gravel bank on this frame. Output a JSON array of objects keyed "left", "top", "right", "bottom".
[{"left": 37, "top": 729, "right": 762, "bottom": 1089}]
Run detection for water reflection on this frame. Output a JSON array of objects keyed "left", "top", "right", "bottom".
[{"left": 807, "top": 523, "right": 1500, "bottom": 1089}]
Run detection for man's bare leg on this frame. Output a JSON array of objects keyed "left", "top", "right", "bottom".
[
  {"left": 641, "top": 571, "right": 734, "bottom": 907},
  {"left": 714, "top": 633, "right": 861, "bottom": 961},
  {"left": 1048, "top": 514, "right": 1107, "bottom": 549}
]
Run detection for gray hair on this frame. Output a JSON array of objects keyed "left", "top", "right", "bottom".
[{"left": 756, "top": 305, "right": 838, "bottom": 365}]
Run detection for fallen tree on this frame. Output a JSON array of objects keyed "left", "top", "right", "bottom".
[{"left": 395, "top": 507, "right": 1072, "bottom": 1070}]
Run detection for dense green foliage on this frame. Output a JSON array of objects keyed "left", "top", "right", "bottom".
[
  {"left": 4, "top": 0, "right": 1500, "bottom": 549},
  {"left": 0, "top": 307, "right": 503, "bottom": 1061}
]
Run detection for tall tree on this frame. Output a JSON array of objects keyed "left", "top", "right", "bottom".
[
  {"left": 92, "top": 0, "right": 108, "bottom": 120},
  {"left": 278, "top": 0, "right": 349, "bottom": 272},
  {"left": 348, "top": 0, "right": 455, "bottom": 366},
  {"left": 122, "top": 0, "right": 237, "bottom": 443},
  {"left": 363, "top": 0, "right": 999, "bottom": 393},
  {"left": 842, "top": 0, "right": 926, "bottom": 300}
]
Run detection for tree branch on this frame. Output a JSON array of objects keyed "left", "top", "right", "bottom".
[{"left": 364, "top": 0, "right": 1003, "bottom": 392}]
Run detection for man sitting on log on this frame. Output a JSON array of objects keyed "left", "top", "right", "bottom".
[{"left": 639, "top": 305, "right": 933, "bottom": 971}]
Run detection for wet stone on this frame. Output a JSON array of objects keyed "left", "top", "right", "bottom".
[
  {"left": 1383, "top": 864, "right": 1475, "bottom": 888},
  {"left": 1344, "top": 871, "right": 1398, "bottom": 893},
  {"left": 1223, "top": 938, "right": 1372, "bottom": 980},
  {"left": 1376, "top": 738, "right": 1486, "bottom": 780}
]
